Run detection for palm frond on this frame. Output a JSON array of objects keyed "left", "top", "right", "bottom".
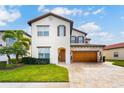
[
  {"left": 21, "top": 37, "right": 31, "bottom": 44},
  {"left": 20, "top": 41, "right": 29, "bottom": 50},
  {"left": 2, "top": 33, "right": 15, "bottom": 41},
  {"left": 16, "top": 30, "right": 24, "bottom": 40}
]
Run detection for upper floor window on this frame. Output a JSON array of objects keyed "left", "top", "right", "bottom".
[
  {"left": 57, "top": 25, "right": 66, "bottom": 36},
  {"left": 78, "top": 36, "right": 84, "bottom": 43},
  {"left": 6, "top": 38, "right": 16, "bottom": 46},
  {"left": 113, "top": 52, "right": 118, "bottom": 57},
  {"left": 71, "top": 36, "right": 76, "bottom": 43},
  {"left": 37, "top": 25, "right": 49, "bottom": 36}
]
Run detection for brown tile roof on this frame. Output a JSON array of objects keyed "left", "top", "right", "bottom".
[
  {"left": 71, "top": 44, "right": 105, "bottom": 47},
  {"left": 27, "top": 12, "right": 73, "bottom": 34},
  {"left": 28, "top": 12, "right": 73, "bottom": 26},
  {"left": 104, "top": 42, "right": 124, "bottom": 50},
  {"left": 73, "top": 28, "right": 87, "bottom": 36}
]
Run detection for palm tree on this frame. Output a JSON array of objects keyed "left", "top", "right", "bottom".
[
  {"left": 2, "top": 30, "right": 31, "bottom": 63},
  {"left": 0, "top": 46, "right": 14, "bottom": 64}
]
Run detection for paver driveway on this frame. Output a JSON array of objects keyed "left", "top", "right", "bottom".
[{"left": 61, "top": 62, "right": 124, "bottom": 88}]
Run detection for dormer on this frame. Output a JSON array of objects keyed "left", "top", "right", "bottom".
[{"left": 71, "top": 28, "right": 87, "bottom": 44}]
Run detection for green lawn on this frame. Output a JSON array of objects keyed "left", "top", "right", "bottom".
[
  {"left": 107, "top": 60, "right": 124, "bottom": 67},
  {"left": 0, "top": 64, "right": 69, "bottom": 82}
]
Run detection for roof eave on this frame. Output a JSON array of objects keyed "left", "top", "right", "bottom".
[
  {"left": 28, "top": 12, "right": 73, "bottom": 26},
  {"left": 104, "top": 46, "right": 124, "bottom": 50},
  {"left": 73, "top": 28, "right": 87, "bottom": 36},
  {"left": 71, "top": 44, "right": 106, "bottom": 47}
]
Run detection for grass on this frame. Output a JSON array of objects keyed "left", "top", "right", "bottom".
[
  {"left": 0, "top": 64, "right": 69, "bottom": 82},
  {"left": 6, "top": 64, "right": 18, "bottom": 68},
  {"left": 107, "top": 60, "right": 124, "bottom": 67}
]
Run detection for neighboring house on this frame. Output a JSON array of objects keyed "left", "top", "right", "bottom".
[
  {"left": 104, "top": 42, "right": 124, "bottom": 60},
  {"left": 0, "top": 30, "right": 31, "bottom": 61},
  {"left": 28, "top": 12, "right": 105, "bottom": 64}
]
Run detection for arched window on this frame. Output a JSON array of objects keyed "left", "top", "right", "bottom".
[{"left": 57, "top": 25, "right": 66, "bottom": 36}]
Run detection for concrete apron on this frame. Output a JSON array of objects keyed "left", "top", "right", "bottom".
[
  {"left": 61, "top": 64, "right": 84, "bottom": 88},
  {"left": 0, "top": 82, "right": 70, "bottom": 88}
]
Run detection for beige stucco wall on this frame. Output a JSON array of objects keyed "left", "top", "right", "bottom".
[
  {"left": 71, "top": 47, "right": 104, "bottom": 62},
  {"left": 103, "top": 48, "right": 124, "bottom": 60},
  {"left": 72, "top": 29, "right": 86, "bottom": 37},
  {"left": 31, "top": 15, "right": 71, "bottom": 64}
]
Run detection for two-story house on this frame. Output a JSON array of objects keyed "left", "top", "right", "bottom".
[
  {"left": 0, "top": 30, "right": 31, "bottom": 61},
  {"left": 28, "top": 13, "right": 105, "bottom": 64}
]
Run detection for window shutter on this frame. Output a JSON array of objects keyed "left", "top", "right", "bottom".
[
  {"left": 76, "top": 37, "right": 78, "bottom": 43},
  {"left": 57, "top": 26, "right": 59, "bottom": 36},
  {"left": 64, "top": 26, "right": 66, "bottom": 36}
]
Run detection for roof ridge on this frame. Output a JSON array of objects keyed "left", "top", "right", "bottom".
[{"left": 28, "top": 12, "right": 73, "bottom": 26}]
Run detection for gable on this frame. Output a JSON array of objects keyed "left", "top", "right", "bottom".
[
  {"left": 28, "top": 13, "right": 73, "bottom": 34},
  {"left": 72, "top": 28, "right": 87, "bottom": 36},
  {"left": 28, "top": 13, "right": 73, "bottom": 26}
]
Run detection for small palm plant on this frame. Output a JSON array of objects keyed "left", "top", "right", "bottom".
[
  {"left": 0, "top": 46, "right": 13, "bottom": 64},
  {"left": 2, "top": 30, "right": 31, "bottom": 64}
]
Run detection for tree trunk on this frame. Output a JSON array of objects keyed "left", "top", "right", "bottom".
[
  {"left": 7, "top": 54, "right": 11, "bottom": 64},
  {"left": 16, "top": 54, "right": 19, "bottom": 64}
]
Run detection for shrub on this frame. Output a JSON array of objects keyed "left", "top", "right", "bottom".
[
  {"left": 0, "top": 61, "right": 7, "bottom": 69},
  {"left": 21, "top": 57, "right": 49, "bottom": 64},
  {"left": 10, "top": 58, "right": 17, "bottom": 64},
  {"left": 36, "top": 58, "right": 50, "bottom": 64},
  {"left": 21, "top": 57, "right": 35, "bottom": 64}
]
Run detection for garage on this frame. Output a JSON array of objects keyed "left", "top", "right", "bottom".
[{"left": 72, "top": 51, "right": 97, "bottom": 62}]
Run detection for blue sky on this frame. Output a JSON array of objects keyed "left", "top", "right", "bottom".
[{"left": 0, "top": 5, "right": 124, "bottom": 45}]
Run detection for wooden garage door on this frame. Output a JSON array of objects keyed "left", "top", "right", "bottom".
[{"left": 72, "top": 51, "right": 97, "bottom": 62}]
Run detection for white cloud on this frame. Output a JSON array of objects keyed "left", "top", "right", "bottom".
[
  {"left": 38, "top": 6, "right": 105, "bottom": 16},
  {"left": 92, "top": 7, "right": 104, "bottom": 15},
  {"left": 38, "top": 6, "right": 83, "bottom": 16},
  {"left": 50, "top": 7, "right": 74, "bottom": 15},
  {"left": 79, "top": 22, "right": 114, "bottom": 44},
  {"left": 80, "top": 22, "right": 101, "bottom": 32},
  {"left": 0, "top": 6, "right": 21, "bottom": 26},
  {"left": 0, "top": 21, "right": 6, "bottom": 26},
  {"left": 83, "top": 11, "right": 90, "bottom": 16},
  {"left": 38, "top": 5, "right": 45, "bottom": 12},
  {"left": 120, "top": 16, "right": 124, "bottom": 20},
  {"left": 121, "top": 31, "right": 124, "bottom": 35}
]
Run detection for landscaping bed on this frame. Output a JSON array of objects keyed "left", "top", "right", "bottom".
[
  {"left": 5, "top": 64, "right": 24, "bottom": 69},
  {"left": 0, "top": 64, "right": 69, "bottom": 82},
  {"left": 0, "top": 61, "right": 24, "bottom": 70}
]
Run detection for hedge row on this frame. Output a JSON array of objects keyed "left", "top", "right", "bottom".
[
  {"left": 0, "top": 61, "right": 7, "bottom": 69},
  {"left": 21, "top": 57, "right": 50, "bottom": 64}
]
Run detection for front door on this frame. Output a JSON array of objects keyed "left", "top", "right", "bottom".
[{"left": 59, "top": 49, "right": 65, "bottom": 62}]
